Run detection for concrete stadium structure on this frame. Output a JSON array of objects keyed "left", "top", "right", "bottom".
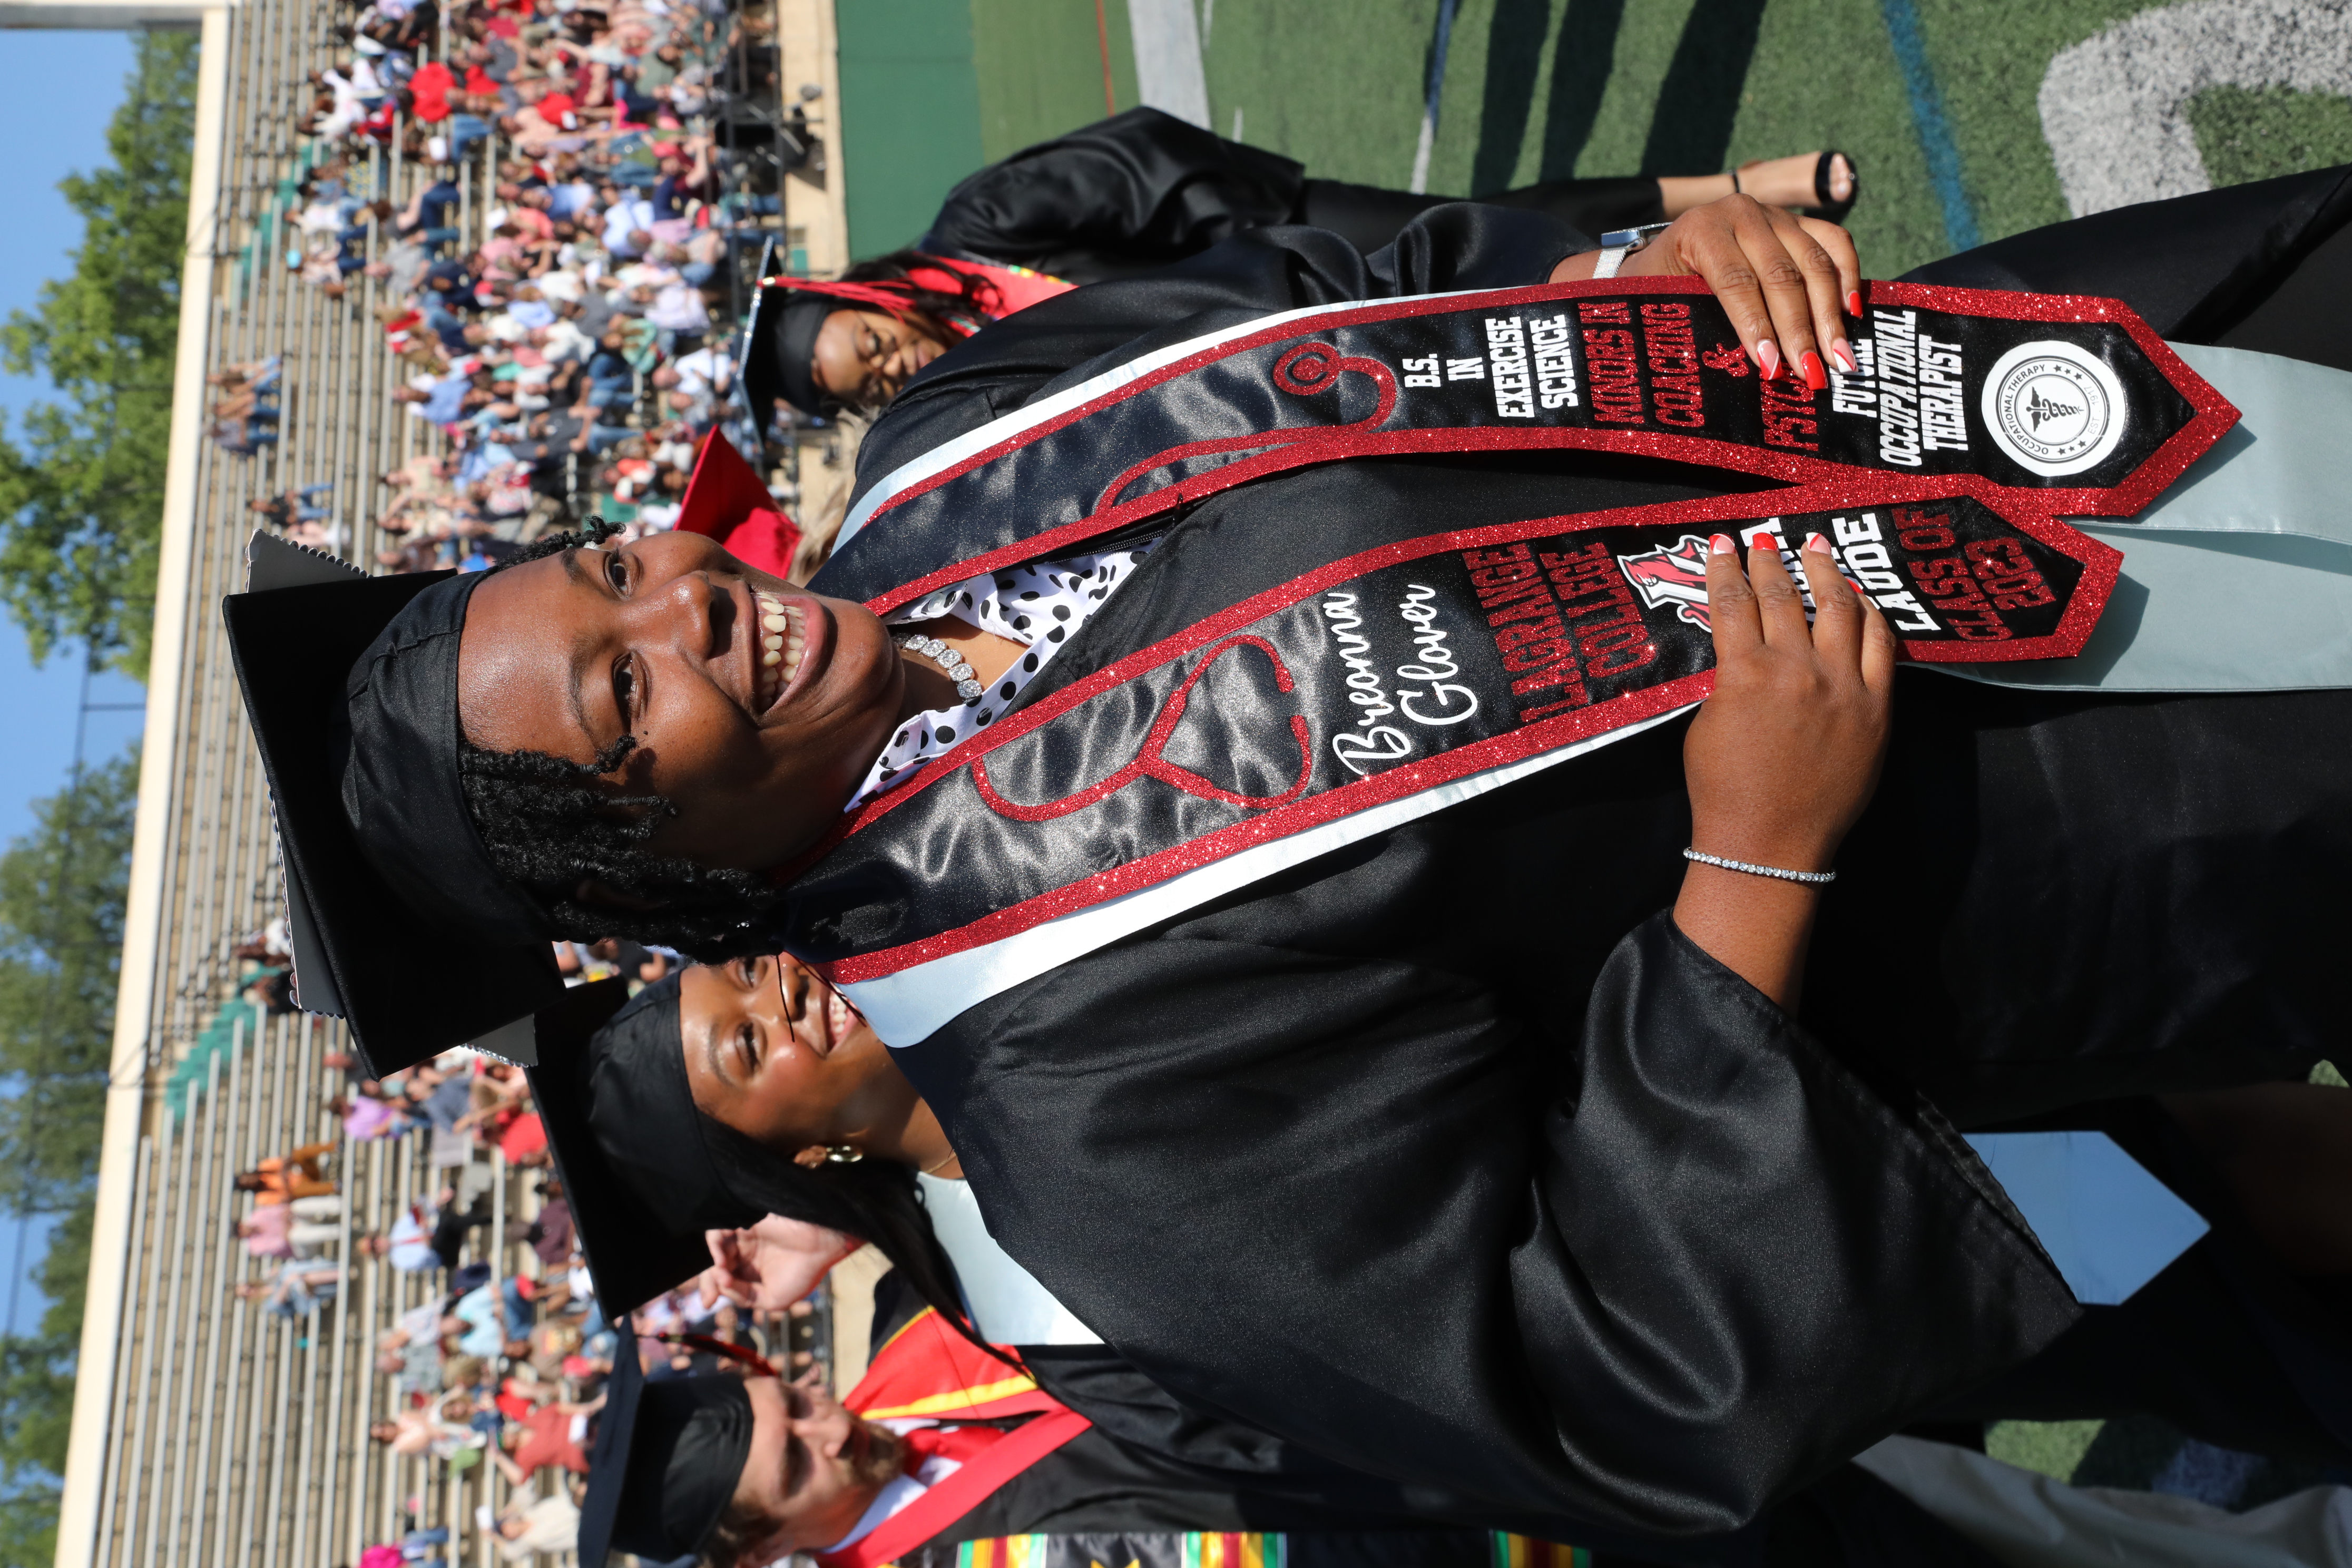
[{"left": 2, "top": 0, "right": 824, "bottom": 1561}]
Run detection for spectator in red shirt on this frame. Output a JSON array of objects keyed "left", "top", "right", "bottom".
[
  {"left": 408, "top": 60, "right": 454, "bottom": 122},
  {"left": 491, "top": 1393, "right": 603, "bottom": 1486},
  {"left": 497, "top": 1110, "right": 548, "bottom": 1167}
]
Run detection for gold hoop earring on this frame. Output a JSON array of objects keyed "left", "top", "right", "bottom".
[{"left": 824, "top": 1144, "right": 864, "bottom": 1164}]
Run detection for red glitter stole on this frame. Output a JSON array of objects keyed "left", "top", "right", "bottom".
[
  {"left": 773, "top": 280, "right": 2233, "bottom": 1016},
  {"left": 835, "top": 278, "right": 2235, "bottom": 621},
  {"left": 787, "top": 478, "right": 2119, "bottom": 992}
]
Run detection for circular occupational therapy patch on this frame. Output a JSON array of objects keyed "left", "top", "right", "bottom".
[{"left": 1981, "top": 339, "right": 2129, "bottom": 477}]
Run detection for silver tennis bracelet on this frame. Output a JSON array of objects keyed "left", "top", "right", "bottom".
[
  {"left": 1681, "top": 847, "right": 1837, "bottom": 885},
  {"left": 1591, "top": 222, "right": 1673, "bottom": 279}
]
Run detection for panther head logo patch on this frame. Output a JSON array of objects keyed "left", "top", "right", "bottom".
[{"left": 1617, "top": 534, "right": 1716, "bottom": 631}]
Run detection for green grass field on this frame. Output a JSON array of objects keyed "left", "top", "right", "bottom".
[{"left": 848, "top": 0, "right": 2352, "bottom": 276}]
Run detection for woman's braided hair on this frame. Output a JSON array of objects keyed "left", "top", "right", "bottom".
[
  {"left": 454, "top": 522, "right": 789, "bottom": 959},
  {"left": 841, "top": 247, "right": 1001, "bottom": 338}
]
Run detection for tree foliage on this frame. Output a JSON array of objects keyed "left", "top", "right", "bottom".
[
  {"left": 0, "top": 753, "right": 134, "bottom": 1216},
  {"left": 0, "top": 752, "right": 139, "bottom": 1565},
  {"left": 0, "top": 31, "right": 197, "bottom": 678},
  {"left": 0, "top": 1205, "right": 93, "bottom": 1567}
]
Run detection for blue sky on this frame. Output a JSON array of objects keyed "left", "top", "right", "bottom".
[
  {"left": 0, "top": 30, "right": 146, "bottom": 851},
  {"left": 0, "top": 28, "right": 143, "bottom": 1339}
]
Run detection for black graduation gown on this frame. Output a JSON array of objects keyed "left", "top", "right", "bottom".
[
  {"left": 918, "top": 106, "right": 1662, "bottom": 285},
  {"left": 1016, "top": 1091, "right": 2352, "bottom": 1556},
  {"left": 806, "top": 192, "right": 2352, "bottom": 1537},
  {"left": 1018, "top": 1348, "right": 2015, "bottom": 1568},
  {"left": 920, "top": 108, "right": 1308, "bottom": 285},
  {"left": 1926, "top": 1096, "right": 2352, "bottom": 1469},
  {"left": 884, "top": 1419, "right": 2009, "bottom": 1568},
  {"left": 890, "top": 1429, "right": 2005, "bottom": 1568},
  {"left": 860, "top": 1279, "right": 2000, "bottom": 1568},
  {"left": 856, "top": 1270, "right": 1612, "bottom": 1565}
]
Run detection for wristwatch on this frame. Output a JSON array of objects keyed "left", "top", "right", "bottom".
[{"left": 1591, "top": 222, "right": 1673, "bottom": 280}]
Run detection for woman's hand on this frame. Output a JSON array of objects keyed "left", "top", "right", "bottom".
[
  {"left": 1673, "top": 531, "right": 1895, "bottom": 1010},
  {"left": 698, "top": 1213, "right": 861, "bottom": 1312},
  {"left": 1549, "top": 195, "right": 1861, "bottom": 388}
]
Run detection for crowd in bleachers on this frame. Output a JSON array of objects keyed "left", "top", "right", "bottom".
[
  {"left": 208, "top": 356, "right": 287, "bottom": 457},
  {"left": 203, "top": 23, "right": 812, "bottom": 1518},
  {"left": 220, "top": 919, "right": 800, "bottom": 1564},
  {"left": 231, "top": 0, "right": 802, "bottom": 577}
]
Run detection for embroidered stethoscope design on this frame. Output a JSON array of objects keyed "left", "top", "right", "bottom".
[
  {"left": 971, "top": 635, "right": 1315, "bottom": 822},
  {"left": 1091, "top": 340, "right": 1400, "bottom": 515}
]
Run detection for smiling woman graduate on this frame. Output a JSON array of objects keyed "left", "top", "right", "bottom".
[{"left": 226, "top": 182, "right": 2352, "bottom": 1537}]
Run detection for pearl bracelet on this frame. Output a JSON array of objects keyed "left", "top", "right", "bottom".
[{"left": 1682, "top": 847, "right": 1837, "bottom": 885}]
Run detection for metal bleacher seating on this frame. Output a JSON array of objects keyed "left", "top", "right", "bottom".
[
  {"left": 100, "top": 1018, "right": 546, "bottom": 1568},
  {"left": 66, "top": 0, "right": 802, "bottom": 1562}
]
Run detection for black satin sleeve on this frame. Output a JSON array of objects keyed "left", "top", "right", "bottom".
[
  {"left": 844, "top": 203, "right": 1586, "bottom": 523},
  {"left": 900, "top": 913, "right": 2078, "bottom": 1537},
  {"left": 1898, "top": 164, "right": 2352, "bottom": 337},
  {"left": 921, "top": 107, "right": 1308, "bottom": 284}
]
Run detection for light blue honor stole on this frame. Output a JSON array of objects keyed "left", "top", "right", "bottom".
[{"left": 1944, "top": 343, "right": 2352, "bottom": 693}]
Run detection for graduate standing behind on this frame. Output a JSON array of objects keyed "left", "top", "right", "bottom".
[
  {"left": 744, "top": 108, "right": 1858, "bottom": 426},
  {"left": 583, "top": 1312, "right": 1604, "bottom": 1568}
]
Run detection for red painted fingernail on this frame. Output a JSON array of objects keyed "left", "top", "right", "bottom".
[
  {"left": 1831, "top": 339, "right": 1857, "bottom": 375},
  {"left": 1755, "top": 339, "right": 1781, "bottom": 380},
  {"left": 1801, "top": 349, "right": 1827, "bottom": 390},
  {"left": 1709, "top": 533, "right": 1737, "bottom": 556},
  {"left": 1804, "top": 531, "right": 1828, "bottom": 552},
  {"left": 1846, "top": 289, "right": 1864, "bottom": 316}
]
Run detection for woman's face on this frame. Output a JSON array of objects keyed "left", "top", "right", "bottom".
[
  {"left": 811, "top": 308, "right": 948, "bottom": 409},
  {"left": 456, "top": 531, "right": 904, "bottom": 875},
  {"left": 678, "top": 953, "right": 915, "bottom": 1154}
]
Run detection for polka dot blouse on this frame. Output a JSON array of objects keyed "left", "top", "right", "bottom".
[{"left": 847, "top": 543, "right": 1159, "bottom": 811}]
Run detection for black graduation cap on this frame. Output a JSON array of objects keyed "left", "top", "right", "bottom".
[
  {"left": 578, "top": 1316, "right": 756, "bottom": 1568},
  {"left": 740, "top": 237, "right": 852, "bottom": 429},
  {"left": 528, "top": 975, "right": 759, "bottom": 1316},
  {"left": 221, "top": 534, "right": 563, "bottom": 1076}
]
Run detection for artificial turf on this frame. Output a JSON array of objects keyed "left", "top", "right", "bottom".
[{"left": 935, "top": 0, "right": 2352, "bottom": 277}]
